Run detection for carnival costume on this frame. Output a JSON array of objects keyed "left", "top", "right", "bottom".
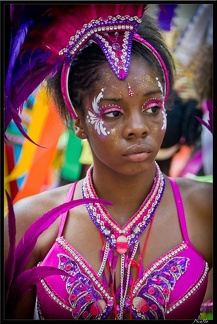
[
  {"left": 4, "top": 4, "right": 211, "bottom": 320},
  {"left": 33, "top": 165, "right": 208, "bottom": 320}
]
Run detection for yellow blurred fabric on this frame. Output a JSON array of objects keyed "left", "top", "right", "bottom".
[{"left": 79, "top": 139, "right": 93, "bottom": 165}]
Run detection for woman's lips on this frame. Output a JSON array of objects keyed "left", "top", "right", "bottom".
[
  {"left": 122, "top": 144, "right": 151, "bottom": 162},
  {"left": 124, "top": 152, "right": 150, "bottom": 162}
]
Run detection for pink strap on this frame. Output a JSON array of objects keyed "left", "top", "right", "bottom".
[
  {"left": 169, "top": 177, "right": 190, "bottom": 244},
  {"left": 57, "top": 181, "right": 78, "bottom": 237}
]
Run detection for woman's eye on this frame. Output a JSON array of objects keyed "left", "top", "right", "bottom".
[
  {"left": 142, "top": 99, "right": 163, "bottom": 114},
  {"left": 100, "top": 105, "right": 123, "bottom": 118},
  {"left": 144, "top": 106, "right": 161, "bottom": 114},
  {"left": 104, "top": 110, "right": 122, "bottom": 118}
]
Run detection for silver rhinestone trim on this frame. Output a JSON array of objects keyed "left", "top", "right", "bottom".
[
  {"left": 133, "top": 242, "right": 188, "bottom": 295},
  {"left": 166, "top": 262, "right": 209, "bottom": 313},
  {"left": 59, "top": 16, "right": 141, "bottom": 56},
  {"left": 40, "top": 279, "right": 72, "bottom": 311},
  {"left": 56, "top": 236, "right": 113, "bottom": 301}
]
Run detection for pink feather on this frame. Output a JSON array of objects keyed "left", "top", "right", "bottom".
[
  {"left": 5, "top": 4, "right": 146, "bottom": 142},
  {"left": 195, "top": 99, "right": 213, "bottom": 134},
  {"left": 8, "top": 266, "right": 74, "bottom": 306},
  {"left": 5, "top": 191, "right": 16, "bottom": 302},
  {"left": 5, "top": 197, "right": 112, "bottom": 306}
]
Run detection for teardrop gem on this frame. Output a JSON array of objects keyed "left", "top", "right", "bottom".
[
  {"left": 119, "top": 69, "right": 125, "bottom": 79},
  {"left": 116, "top": 235, "right": 128, "bottom": 254}
]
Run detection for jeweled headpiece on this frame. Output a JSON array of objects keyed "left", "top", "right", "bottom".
[{"left": 5, "top": 4, "right": 169, "bottom": 138}]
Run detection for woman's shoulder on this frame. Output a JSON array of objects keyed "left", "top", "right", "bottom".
[
  {"left": 15, "top": 183, "right": 73, "bottom": 216},
  {"left": 174, "top": 176, "right": 212, "bottom": 206},
  {"left": 171, "top": 176, "right": 213, "bottom": 266},
  {"left": 170, "top": 176, "right": 212, "bottom": 224},
  {"left": 5, "top": 183, "right": 74, "bottom": 244}
]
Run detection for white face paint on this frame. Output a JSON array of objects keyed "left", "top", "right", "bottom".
[
  {"left": 155, "top": 76, "right": 167, "bottom": 130},
  {"left": 87, "top": 88, "right": 110, "bottom": 136},
  {"left": 161, "top": 109, "right": 167, "bottom": 130},
  {"left": 155, "top": 77, "right": 164, "bottom": 99}
]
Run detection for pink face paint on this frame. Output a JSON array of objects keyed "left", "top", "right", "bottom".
[
  {"left": 142, "top": 98, "right": 163, "bottom": 112},
  {"left": 87, "top": 88, "right": 111, "bottom": 136}
]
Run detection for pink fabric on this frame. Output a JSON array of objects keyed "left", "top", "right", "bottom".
[
  {"left": 57, "top": 182, "right": 77, "bottom": 236},
  {"left": 169, "top": 177, "right": 190, "bottom": 242},
  {"left": 35, "top": 179, "right": 208, "bottom": 319}
]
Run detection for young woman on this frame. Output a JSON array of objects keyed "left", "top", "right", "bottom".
[{"left": 4, "top": 4, "right": 212, "bottom": 320}]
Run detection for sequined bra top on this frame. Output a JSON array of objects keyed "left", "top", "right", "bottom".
[{"left": 35, "top": 178, "right": 208, "bottom": 320}]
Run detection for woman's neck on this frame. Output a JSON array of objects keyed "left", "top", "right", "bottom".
[{"left": 87, "top": 162, "right": 158, "bottom": 225}]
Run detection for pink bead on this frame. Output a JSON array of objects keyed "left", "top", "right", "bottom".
[
  {"left": 148, "top": 287, "right": 155, "bottom": 294},
  {"left": 115, "top": 50, "right": 122, "bottom": 57},
  {"left": 150, "top": 304, "right": 158, "bottom": 311},
  {"left": 171, "top": 265, "right": 177, "bottom": 272},
  {"left": 70, "top": 293, "right": 77, "bottom": 301},
  {"left": 162, "top": 288, "right": 170, "bottom": 296},
  {"left": 65, "top": 264, "right": 72, "bottom": 271},
  {"left": 85, "top": 294, "right": 92, "bottom": 301}
]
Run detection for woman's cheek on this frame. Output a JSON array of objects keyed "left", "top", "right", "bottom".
[
  {"left": 151, "top": 121, "right": 166, "bottom": 135},
  {"left": 108, "top": 128, "right": 116, "bottom": 136}
]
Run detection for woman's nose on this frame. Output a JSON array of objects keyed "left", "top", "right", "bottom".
[{"left": 123, "top": 110, "right": 148, "bottom": 139}]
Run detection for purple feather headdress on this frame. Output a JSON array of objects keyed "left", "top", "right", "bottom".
[
  {"left": 5, "top": 5, "right": 63, "bottom": 144},
  {"left": 4, "top": 4, "right": 170, "bottom": 140},
  {"left": 4, "top": 4, "right": 145, "bottom": 141}
]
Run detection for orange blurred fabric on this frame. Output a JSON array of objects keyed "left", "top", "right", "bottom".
[
  {"left": 13, "top": 99, "right": 64, "bottom": 203},
  {"left": 169, "top": 145, "right": 192, "bottom": 177}
]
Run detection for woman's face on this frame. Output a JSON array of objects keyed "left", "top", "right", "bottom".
[{"left": 79, "top": 55, "right": 167, "bottom": 175}]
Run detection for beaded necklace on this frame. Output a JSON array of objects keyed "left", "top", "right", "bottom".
[{"left": 82, "top": 162, "right": 165, "bottom": 319}]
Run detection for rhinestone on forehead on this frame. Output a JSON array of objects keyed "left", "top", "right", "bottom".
[{"left": 59, "top": 15, "right": 141, "bottom": 80}]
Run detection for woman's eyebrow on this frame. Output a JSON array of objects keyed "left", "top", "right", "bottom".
[
  {"left": 99, "top": 89, "right": 163, "bottom": 103},
  {"left": 100, "top": 97, "right": 122, "bottom": 103},
  {"left": 143, "top": 89, "right": 162, "bottom": 97}
]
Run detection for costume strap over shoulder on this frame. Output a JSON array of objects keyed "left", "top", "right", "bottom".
[
  {"left": 58, "top": 181, "right": 78, "bottom": 237},
  {"left": 169, "top": 177, "right": 190, "bottom": 244}
]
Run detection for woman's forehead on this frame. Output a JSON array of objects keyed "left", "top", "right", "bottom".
[{"left": 93, "top": 58, "right": 162, "bottom": 92}]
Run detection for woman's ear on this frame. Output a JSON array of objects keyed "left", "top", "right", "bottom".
[{"left": 74, "top": 117, "right": 87, "bottom": 139}]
